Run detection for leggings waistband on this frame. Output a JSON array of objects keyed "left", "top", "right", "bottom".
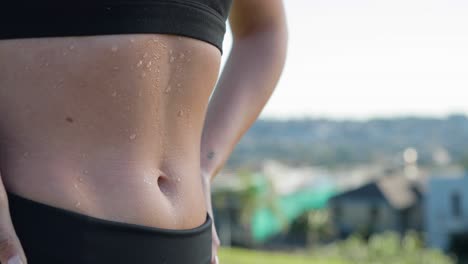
[{"left": 8, "top": 191, "right": 212, "bottom": 264}]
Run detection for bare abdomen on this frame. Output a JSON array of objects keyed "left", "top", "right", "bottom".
[{"left": 0, "top": 34, "right": 221, "bottom": 229}]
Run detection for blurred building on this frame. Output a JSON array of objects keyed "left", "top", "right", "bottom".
[
  {"left": 329, "top": 174, "right": 424, "bottom": 239},
  {"left": 426, "top": 172, "right": 468, "bottom": 252}
]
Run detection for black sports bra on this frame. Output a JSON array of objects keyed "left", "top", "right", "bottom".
[{"left": 1, "top": 0, "right": 233, "bottom": 53}]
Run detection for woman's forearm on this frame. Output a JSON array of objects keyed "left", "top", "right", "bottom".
[{"left": 200, "top": 27, "right": 287, "bottom": 179}]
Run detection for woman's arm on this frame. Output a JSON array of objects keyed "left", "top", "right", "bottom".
[
  {"left": 200, "top": 1, "right": 287, "bottom": 263},
  {"left": 201, "top": 0, "right": 288, "bottom": 180}
]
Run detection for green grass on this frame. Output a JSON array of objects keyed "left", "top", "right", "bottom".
[
  {"left": 219, "top": 248, "right": 345, "bottom": 264},
  {"left": 218, "top": 232, "right": 455, "bottom": 264}
]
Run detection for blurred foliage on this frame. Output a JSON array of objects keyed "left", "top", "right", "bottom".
[
  {"left": 459, "top": 154, "right": 468, "bottom": 171},
  {"left": 307, "top": 209, "right": 335, "bottom": 242},
  {"left": 237, "top": 171, "right": 285, "bottom": 229},
  {"left": 237, "top": 170, "right": 261, "bottom": 226},
  {"left": 314, "top": 231, "right": 454, "bottom": 264},
  {"left": 219, "top": 231, "right": 455, "bottom": 264},
  {"left": 227, "top": 115, "right": 468, "bottom": 169}
]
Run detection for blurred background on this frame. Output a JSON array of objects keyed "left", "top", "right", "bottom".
[{"left": 216, "top": 0, "right": 468, "bottom": 263}]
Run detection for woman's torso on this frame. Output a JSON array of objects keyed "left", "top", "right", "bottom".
[{"left": 0, "top": 34, "right": 221, "bottom": 229}]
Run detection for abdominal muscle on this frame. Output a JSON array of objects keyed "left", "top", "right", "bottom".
[{"left": 0, "top": 34, "right": 221, "bottom": 229}]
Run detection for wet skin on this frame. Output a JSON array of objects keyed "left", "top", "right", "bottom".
[{"left": 0, "top": 34, "right": 221, "bottom": 229}]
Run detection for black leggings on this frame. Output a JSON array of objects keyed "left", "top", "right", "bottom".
[{"left": 8, "top": 192, "right": 212, "bottom": 264}]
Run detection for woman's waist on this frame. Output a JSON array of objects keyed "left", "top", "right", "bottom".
[
  {"left": 3, "top": 159, "right": 208, "bottom": 230},
  {"left": 8, "top": 191, "right": 212, "bottom": 264}
]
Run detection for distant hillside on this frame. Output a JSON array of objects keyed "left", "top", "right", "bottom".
[{"left": 227, "top": 114, "right": 468, "bottom": 169}]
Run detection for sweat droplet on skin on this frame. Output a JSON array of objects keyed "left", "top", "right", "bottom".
[
  {"left": 137, "top": 60, "right": 143, "bottom": 67},
  {"left": 146, "top": 61, "right": 152, "bottom": 68},
  {"left": 111, "top": 45, "right": 118, "bottom": 52},
  {"left": 129, "top": 134, "right": 137, "bottom": 140},
  {"left": 179, "top": 53, "right": 185, "bottom": 59},
  {"left": 75, "top": 201, "right": 81, "bottom": 208},
  {"left": 165, "top": 86, "right": 171, "bottom": 93},
  {"left": 143, "top": 177, "right": 153, "bottom": 185},
  {"left": 69, "top": 45, "right": 75, "bottom": 50},
  {"left": 177, "top": 110, "right": 184, "bottom": 117},
  {"left": 112, "top": 91, "right": 117, "bottom": 97},
  {"left": 170, "top": 56, "right": 175, "bottom": 63}
]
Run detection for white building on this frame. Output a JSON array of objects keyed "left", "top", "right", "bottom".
[{"left": 425, "top": 173, "right": 468, "bottom": 250}]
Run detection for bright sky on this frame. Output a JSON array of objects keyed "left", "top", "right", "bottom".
[{"left": 221, "top": 0, "right": 468, "bottom": 120}]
